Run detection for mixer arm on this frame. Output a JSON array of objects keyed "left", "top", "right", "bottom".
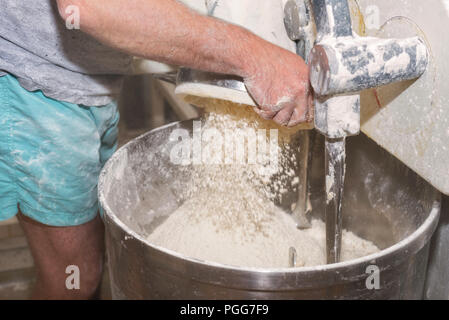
[
  {"left": 285, "top": 0, "right": 429, "bottom": 138},
  {"left": 284, "top": 0, "right": 431, "bottom": 264},
  {"left": 310, "top": 0, "right": 429, "bottom": 138}
]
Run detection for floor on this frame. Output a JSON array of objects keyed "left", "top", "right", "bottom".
[
  {"left": 0, "top": 218, "right": 33, "bottom": 299},
  {"left": 0, "top": 75, "right": 189, "bottom": 300}
]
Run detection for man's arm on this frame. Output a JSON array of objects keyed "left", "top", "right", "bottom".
[{"left": 56, "top": 0, "right": 311, "bottom": 126}]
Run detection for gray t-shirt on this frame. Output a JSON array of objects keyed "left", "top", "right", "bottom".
[{"left": 0, "top": 0, "right": 133, "bottom": 106}]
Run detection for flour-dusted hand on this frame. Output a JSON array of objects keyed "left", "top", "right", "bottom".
[{"left": 243, "top": 45, "right": 313, "bottom": 127}]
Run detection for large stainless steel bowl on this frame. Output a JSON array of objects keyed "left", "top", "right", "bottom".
[{"left": 98, "top": 120, "right": 440, "bottom": 299}]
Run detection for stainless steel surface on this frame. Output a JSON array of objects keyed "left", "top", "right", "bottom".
[
  {"left": 314, "top": 94, "right": 361, "bottom": 139},
  {"left": 150, "top": 71, "right": 177, "bottom": 85},
  {"left": 151, "top": 68, "right": 251, "bottom": 106},
  {"left": 292, "top": 196, "right": 312, "bottom": 229},
  {"left": 309, "top": 37, "right": 429, "bottom": 96},
  {"left": 173, "top": 67, "right": 260, "bottom": 106},
  {"left": 176, "top": 68, "right": 248, "bottom": 94},
  {"left": 291, "top": 131, "right": 313, "bottom": 229},
  {"left": 284, "top": 0, "right": 314, "bottom": 60},
  {"left": 98, "top": 120, "right": 441, "bottom": 300},
  {"left": 424, "top": 195, "right": 449, "bottom": 299},
  {"left": 284, "top": 0, "right": 308, "bottom": 41},
  {"left": 310, "top": 0, "right": 354, "bottom": 265},
  {"left": 289, "top": 247, "right": 297, "bottom": 268},
  {"left": 312, "top": 0, "right": 353, "bottom": 38},
  {"left": 325, "top": 138, "right": 346, "bottom": 264},
  {"left": 310, "top": 0, "right": 429, "bottom": 139},
  {"left": 311, "top": 0, "right": 360, "bottom": 139}
]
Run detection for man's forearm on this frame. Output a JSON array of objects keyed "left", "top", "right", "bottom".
[
  {"left": 56, "top": 0, "right": 312, "bottom": 127},
  {"left": 57, "top": 0, "right": 276, "bottom": 78}
]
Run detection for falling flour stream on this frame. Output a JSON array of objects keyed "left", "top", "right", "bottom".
[{"left": 145, "top": 98, "right": 379, "bottom": 268}]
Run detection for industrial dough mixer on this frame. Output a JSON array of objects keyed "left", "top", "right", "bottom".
[{"left": 99, "top": 0, "right": 449, "bottom": 299}]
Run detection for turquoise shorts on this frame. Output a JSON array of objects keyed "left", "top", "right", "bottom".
[{"left": 0, "top": 74, "right": 119, "bottom": 226}]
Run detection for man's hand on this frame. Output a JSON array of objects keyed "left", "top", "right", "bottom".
[{"left": 242, "top": 45, "right": 313, "bottom": 127}]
